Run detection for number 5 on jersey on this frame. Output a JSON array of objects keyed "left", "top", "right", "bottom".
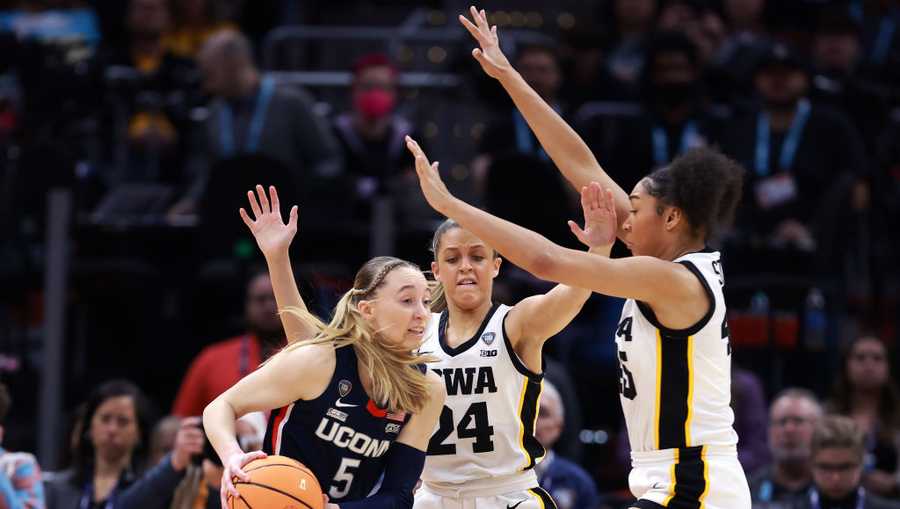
[
  {"left": 328, "top": 457, "right": 359, "bottom": 499},
  {"left": 616, "top": 317, "right": 637, "bottom": 400}
]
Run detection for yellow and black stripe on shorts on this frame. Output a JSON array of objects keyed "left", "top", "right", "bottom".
[{"left": 633, "top": 446, "right": 710, "bottom": 509}]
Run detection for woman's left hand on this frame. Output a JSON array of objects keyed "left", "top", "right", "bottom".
[{"left": 405, "top": 136, "right": 455, "bottom": 214}]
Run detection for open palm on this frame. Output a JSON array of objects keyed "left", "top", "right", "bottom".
[
  {"left": 459, "top": 6, "right": 513, "bottom": 79},
  {"left": 569, "top": 182, "right": 617, "bottom": 249},
  {"left": 239, "top": 185, "right": 299, "bottom": 258},
  {"left": 405, "top": 135, "right": 455, "bottom": 214}
]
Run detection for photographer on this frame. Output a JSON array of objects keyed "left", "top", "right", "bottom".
[{"left": 167, "top": 413, "right": 264, "bottom": 509}]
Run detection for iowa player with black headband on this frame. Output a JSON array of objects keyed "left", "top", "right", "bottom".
[
  {"left": 203, "top": 185, "right": 445, "bottom": 508},
  {"left": 410, "top": 162, "right": 612, "bottom": 507},
  {"left": 450, "top": 7, "right": 751, "bottom": 507}
]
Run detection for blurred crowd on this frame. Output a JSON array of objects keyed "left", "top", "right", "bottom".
[{"left": 2, "top": 0, "right": 900, "bottom": 508}]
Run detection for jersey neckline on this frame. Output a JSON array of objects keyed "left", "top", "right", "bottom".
[{"left": 437, "top": 302, "right": 500, "bottom": 357}]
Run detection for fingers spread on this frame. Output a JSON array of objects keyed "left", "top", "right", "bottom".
[
  {"left": 247, "top": 190, "right": 262, "bottom": 219},
  {"left": 459, "top": 14, "right": 480, "bottom": 39},
  {"left": 269, "top": 186, "right": 280, "bottom": 215},
  {"left": 239, "top": 208, "right": 253, "bottom": 228},
  {"left": 256, "top": 184, "right": 270, "bottom": 213}
]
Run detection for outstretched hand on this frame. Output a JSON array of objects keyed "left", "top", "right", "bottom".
[
  {"left": 569, "top": 182, "right": 618, "bottom": 250},
  {"left": 405, "top": 136, "right": 455, "bottom": 214},
  {"left": 239, "top": 185, "right": 299, "bottom": 258},
  {"left": 459, "top": 6, "right": 513, "bottom": 79}
]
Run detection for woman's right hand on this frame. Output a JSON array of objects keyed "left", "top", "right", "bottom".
[
  {"left": 220, "top": 450, "right": 267, "bottom": 507},
  {"left": 459, "top": 6, "right": 513, "bottom": 80},
  {"left": 239, "top": 185, "right": 299, "bottom": 259}
]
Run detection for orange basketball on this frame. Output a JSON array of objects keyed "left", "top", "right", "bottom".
[{"left": 229, "top": 455, "right": 324, "bottom": 509}]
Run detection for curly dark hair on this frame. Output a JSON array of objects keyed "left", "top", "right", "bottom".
[{"left": 643, "top": 147, "right": 745, "bottom": 241}]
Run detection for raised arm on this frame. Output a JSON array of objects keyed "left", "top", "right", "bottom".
[
  {"left": 460, "top": 6, "right": 630, "bottom": 237},
  {"left": 240, "top": 185, "right": 317, "bottom": 342},
  {"left": 406, "top": 137, "right": 705, "bottom": 326}
]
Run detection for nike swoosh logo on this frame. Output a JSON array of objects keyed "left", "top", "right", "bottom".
[
  {"left": 507, "top": 500, "right": 527, "bottom": 509},
  {"left": 335, "top": 398, "right": 358, "bottom": 408},
  {"left": 651, "top": 482, "right": 663, "bottom": 490}
]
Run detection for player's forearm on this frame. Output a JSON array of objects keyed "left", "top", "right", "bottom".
[
  {"left": 496, "top": 71, "right": 601, "bottom": 186},
  {"left": 202, "top": 398, "right": 244, "bottom": 464},
  {"left": 495, "top": 70, "right": 630, "bottom": 231},
  {"left": 263, "top": 251, "right": 316, "bottom": 342},
  {"left": 441, "top": 197, "right": 560, "bottom": 281}
]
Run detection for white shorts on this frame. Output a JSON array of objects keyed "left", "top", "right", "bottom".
[
  {"left": 627, "top": 445, "right": 750, "bottom": 509},
  {"left": 414, "top": 471, "right": 556, "bottom": 509}
]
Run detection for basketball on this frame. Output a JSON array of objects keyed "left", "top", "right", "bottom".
[{"left": 229, "top": 455, "right": 324, "bottom": 509}]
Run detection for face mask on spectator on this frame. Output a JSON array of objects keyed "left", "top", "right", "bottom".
[{"left": 355, "top": 89, "right": 396, "bottom": 120}]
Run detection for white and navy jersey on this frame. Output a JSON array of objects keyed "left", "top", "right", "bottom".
[
  {"left": 420, "top": 303, "right": 545, "bottom": 484},
  {"left": 263, "top": 345, "right": 411, "bottom": 503},
  {"left": 615, "top": 249, "right": 738, "bottom": 452}
]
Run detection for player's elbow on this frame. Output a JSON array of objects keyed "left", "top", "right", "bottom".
[{"left": 528, "top": 247, "right": 563, "bottom": 282}]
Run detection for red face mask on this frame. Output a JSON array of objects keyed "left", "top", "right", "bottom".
[{"left": 355, "top": 89, "right": 396, "bottom": 120}]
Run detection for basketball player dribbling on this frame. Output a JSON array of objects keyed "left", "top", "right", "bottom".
[{"left": 203, "top": 185, "right": 446, "bottom": 508}]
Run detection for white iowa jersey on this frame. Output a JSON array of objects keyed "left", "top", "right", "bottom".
[
  {"left": 616, "top": 249, "right": 738, "bottom": 453},
  {"left": 420, "top": 303, "right": 544, "bottom": 484}
]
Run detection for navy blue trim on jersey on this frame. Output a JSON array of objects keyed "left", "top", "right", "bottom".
[
  {"left": 635, "top": 260, "right": 715, "bottom": 338},
  {"left": 501, "top": 311, "right": 543, "bottom": 382},
  {"left": 437, "top": 302, "right": 500, "bottom": 356}
]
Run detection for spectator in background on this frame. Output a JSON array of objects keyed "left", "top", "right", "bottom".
[
  {"left": 657, "top": 0, "right": 727, "bottom": 66},
  {"left": 44, "top": 380, "right": 203, "bottom": 509},
  {"left": 733, "top": 367, "right": 771, "bottom": 474},
  {"left": 168, "top": 30, "right": 341, "bottom": 217},
  {"left": 172, "top": 270, "right": 285, "bottom": 418},
  {"left": 717, "top": 0, "right": 771, "bottom": 105},
  {"left": 163, "top": 0, "right": 235, "bottom": 60},
  {"left": 810, "top": 7, "right": 890, "bottom": 154},
  {"left": 722, "top": 42, "right": 868, "bottom": 256},
  {"left": 475, "top": 42, "right": 577, "bottom": 249},
  {"left": 750, "top": 388, "right": 823, "bottom": 507},
  {"left": 0, "top": 382, "right": 45, "bottom": 509},
  {"left": 587, "top": 31, "right": 721, "bottom": 197},
  {"left": 828, "top": 335, "right": 900, "bottom": 498},
  {"left": 153, "top": 413, "right": 262, "bottom": 509},
  {"left": 331, "top": 53, "right": 422, "bottom": 223},
  {"left": 606, "top": 0, "right": 658, "bottom": 94},
  {"left": 534, "top": 381, "right": 600, "bottom": 509},
  {"left": 856, "top": 0, "right": 900, "bottom": 84},
  {"left": 794, "top": 416, "right": 900, "bottom": 509},
  {"left": 93, "top": 0, "right": 197, "bottom": 186}
]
